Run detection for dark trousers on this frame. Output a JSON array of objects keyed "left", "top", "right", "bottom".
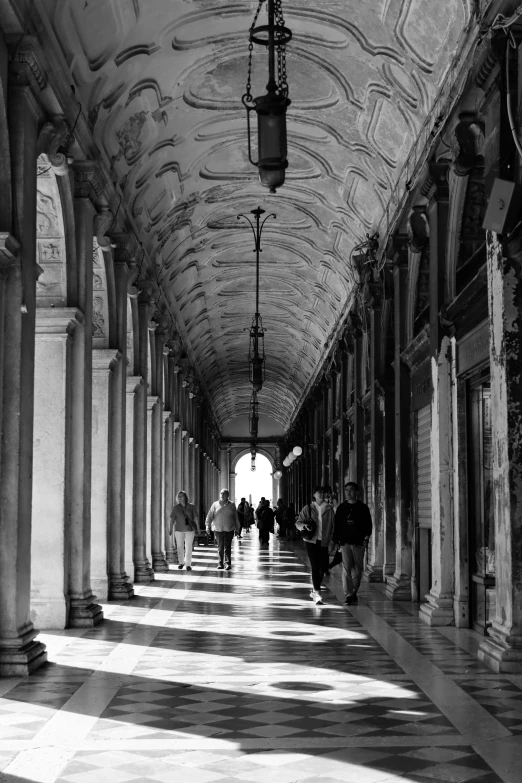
[
  {"left": 258, "top": 525, "right": 270, "bottom": 544},
  {"left": 305, "top": 540, "right": 329, "bottom": 591},
  {"left": 215, "top": 530, "right": 234, "bottom": 566}
]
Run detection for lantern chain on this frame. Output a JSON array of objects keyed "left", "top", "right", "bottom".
[
  {"left": 274, "top": 0, "right": 289, "bottom": 97},
  {"left": 245, "top": 0, "right": 265, "bottom": 103}
]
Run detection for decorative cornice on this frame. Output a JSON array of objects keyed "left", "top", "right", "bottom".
[{"left": 10, "top": 37, "right": 48, "bottom": 91}]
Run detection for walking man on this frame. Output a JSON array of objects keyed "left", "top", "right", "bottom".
[
  {"left": 206, "top": 488, "right": 240, "bottom": 570},
  {"left": 333, "top": 481, "right": 372, "bottom": 605},
  {"left": 237, "top": 497, "right": 247, "bottom": 538}
]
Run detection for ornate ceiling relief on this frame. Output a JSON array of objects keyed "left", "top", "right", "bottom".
[{"left": 52, "top": 0, "right": 472, "bottom": 432}]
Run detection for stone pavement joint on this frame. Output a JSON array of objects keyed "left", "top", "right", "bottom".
[{"left": 0, "top": 535, "right": 518, "bottom": 782}]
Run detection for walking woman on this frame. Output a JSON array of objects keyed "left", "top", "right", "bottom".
[
  {"left": 296, "top": 485, "right": 334, "bottom": 604},
  {"left": 170, "top": 490, "right": 200, "bottom": 571}
]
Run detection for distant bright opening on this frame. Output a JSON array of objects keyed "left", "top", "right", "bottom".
[{"left": 234, "top": 452, "right": 273, "bottom": 507}]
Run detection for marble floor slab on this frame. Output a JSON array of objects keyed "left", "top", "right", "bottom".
[{"left": 0, "top": 535, "right": 520, "bottom": 783}]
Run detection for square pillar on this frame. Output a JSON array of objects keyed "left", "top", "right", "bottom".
[
  {"left": 420, "top": 336, "right": 456, "bottom": 625},
  {"left": 478, "top": 233, "right": 522, "bottom": 672},
  {"left": 125, "top": 376, "right": 143, "bottom": 579},
  {"left": 31, "top": 308, "right": 81, "bottom": 629}
]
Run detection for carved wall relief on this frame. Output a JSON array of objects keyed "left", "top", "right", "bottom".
[
  {"left": 92, "top": 239, "right": 109, "bottom": 347},
  {"left": 36, "top": 156, "right": 66, "bottom": 308}
]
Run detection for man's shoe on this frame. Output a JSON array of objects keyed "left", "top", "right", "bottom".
[
  {"left": 345, "top": 594, "right": 358, "bottom": 605},
  {"left": 217, "top": 564, "right": 224, "bottom": 570},
  {"left": 313, "top": 591, "right": 323, "bottom": 605},
  {"left": 225, "top": 564, "right": 232, "bottom": 570},
  {"left": 186, "top": 566, "right": 192, "bottom": 571},
  {"left": 178, "top": 564, "right": 184, "bottom": 570}
]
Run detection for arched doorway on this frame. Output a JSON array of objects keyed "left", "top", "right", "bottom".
[{"left": 234, "top": 453, "right": 273, "bottom": 509}]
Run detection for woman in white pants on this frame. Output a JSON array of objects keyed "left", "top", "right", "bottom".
[{"left": 170, "top": 491, "right": 199, "bottom": 570}]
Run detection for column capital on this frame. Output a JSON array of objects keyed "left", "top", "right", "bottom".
[
  {"left": 146, "top": 395, "right": 161, "bottom": 412},
  {"left": 126, "top": 375, "right": 144, "bottom": 394},
  {"left": 37, "top": 120, "right": 71, "bottom": 177},
  {"left": 9, "top": 35, "right": 48, "bottom": 93},
  {"left": 92, "top": 348, "right": 121, "bottom": 372},
  {"left": 0, "top": 232, "right": 21, "bottom": 270},
  {"left": 172, "top": 421, "right": 181, "bottom": 432},
  {"left": 73, "top": 161, "right": 105, "bottom": 203}
]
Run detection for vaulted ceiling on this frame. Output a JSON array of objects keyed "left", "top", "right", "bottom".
[{"left": 51, "top": 0, "right": 472, "bottom": 435}]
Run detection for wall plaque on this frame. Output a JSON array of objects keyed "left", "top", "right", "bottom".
[{"left": 458, "top": 321, "right": 489, "bottom": 375}]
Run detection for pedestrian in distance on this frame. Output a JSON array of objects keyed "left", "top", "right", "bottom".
[
  {"left": 274, "top": 498, "right": 287, "bottom": 538},
  {"left": 296, "top": 485, "right": 334, "bottom": 604},
  {"left": 237, "top": 497, "right": 247, "bottom": 538},
  {"left": 169, "top": 490, "right": 200, "bottom": 571},
  {"left": 333, "top": 481, "right": 372, "bottom": 604},
  {"left": 257, "top": 498, "right": 274, "bottom": 545},
  {"left": 205, "top": 488, "right": 241, "bottom": 570}
]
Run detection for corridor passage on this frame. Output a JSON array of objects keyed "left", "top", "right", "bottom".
[{"left": 0, "top": 537, "right": 520, "bottom": 783}]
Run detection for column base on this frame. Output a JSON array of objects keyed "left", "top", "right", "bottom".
[
  {"left": 386, "top": 573, "right": 412, "bottom": 601},
  {"left": 69, "top": 595, "right": 104, "bottom": 628},
  {"left": 152, "top": 553, "right": 168, "bottom": 572},
  {"left": 478, "top": 629, "right": 522, "bottom": 673},
  {"left": 364, "top": 562, "right": 384, "bottom": 582},
  {"left": 419, "top": 593, "right": 455, "bottom": 626},
  {"left": 134, "top": 559, "right": 153, "bottom": 583},
  {"left": 0, "top": 625, "right": 47, "bottom": 676},
  {"left": 453, "top": 597, "right": 470, "bottom": 628},
  {"left": 109, "top": 575, "right": 134, "bottom": 601}
]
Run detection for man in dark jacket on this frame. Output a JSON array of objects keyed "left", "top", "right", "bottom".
[
  {"left": 333, "top": 481, "right": 372, "bottom": 604},
  {"left": 258, "top": 499, "right": 274, "bottom": 545}
]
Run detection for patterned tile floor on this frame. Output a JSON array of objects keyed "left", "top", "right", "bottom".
[{"left": 0, "top": 536, "right": 521, "bottom": 783}]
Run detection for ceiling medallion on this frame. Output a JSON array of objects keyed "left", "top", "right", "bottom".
[{"left": 242, "top": 0, "right": 292, "bottom": 193}]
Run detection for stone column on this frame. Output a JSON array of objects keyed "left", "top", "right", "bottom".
[
  {"left": 132, "top": 293, "right": 153, "bottom": 582},
  {"left": 146, "top": 395, "right": 160, "bottom": 574},
  {"left": 91, "top": 349, "right": 120, "bottom": 601},
  {"left": 150, "top": 396, "right": 167, "bottom": 572},
  {"left": 420, "top": 164, "right": 455, "bottom": 626},
  {"left": 0, "top": 55, "right": 49, "bottom": 673},
  {"left": 183, "top": 430, "right": 190, "bottom": 493},
  {"left": 194, "top": 442, "right": 200, "bottom": 515},
  {"left": 189, "top": 437, "right": 196, "bottom": 500},
  {"left": 68, "top": 169, "right": 103, "bottom": 626},
  {"left": 478, "top": 232, "right": 522, "bottom": 672},
  {"left": 110, "top": 252, "right": 133, "bottom": 599},
  {"left": 365, "top": 293, "right": 385, "bottom": 582},
  {"left": 387, "top": 251, "right": 413, "bottom": 600},
  {"left": 229, "top": 470, "right": 236, "bottom": 503},
  {"left": 164, "top": 412, "right": 174, "bottom": 564},
  {"left": 31, "top": 309, "right": 81, "bottom": 629},
  {"left": 125, "top": 376, "right": 143, "bottom": 580}
]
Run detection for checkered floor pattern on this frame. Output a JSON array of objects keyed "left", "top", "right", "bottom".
[{"left": 0, "top": 534, "right": 517, "bottom": 782}]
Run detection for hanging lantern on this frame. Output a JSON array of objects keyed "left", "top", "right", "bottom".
[
  {"left": 249, "top": 392, "right": 260, "bottom": 438},
  {"left": 274, "top": 469, "right": 283, "bottom": 480},
  {"left": 251, "top": 441, "right": 257, "bottom": 472},
  {"left": 242, "top": 0, "right": 292, "bottom": 193}
]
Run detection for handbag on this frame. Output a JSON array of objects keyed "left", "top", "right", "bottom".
[
  {"left": 300, "top": 505, "right": 316, "bottom": 541},
  {"left": 329, "top": 546, "right": 342, "bottom": 569}
]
